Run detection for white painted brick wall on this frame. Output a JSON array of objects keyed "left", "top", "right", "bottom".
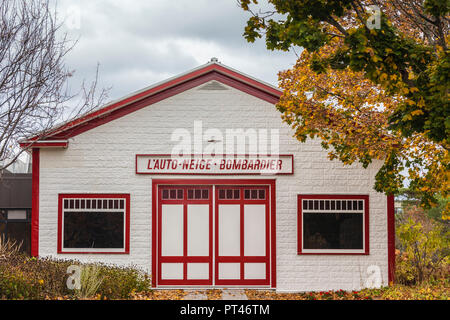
[{"left": 38, "top": 82, "right": 388, "bottom": 291}]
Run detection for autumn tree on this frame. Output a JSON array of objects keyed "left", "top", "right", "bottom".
[
  {"left": 0, "top": 0, "right": 108, "bottom": 173},
  {"left": 239, "top": 0, "right": 449, "bottom": 217}
]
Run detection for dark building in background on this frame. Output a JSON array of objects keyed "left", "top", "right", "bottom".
[{"left": 0, "top": 171, "right": 32, "bottom": 255}]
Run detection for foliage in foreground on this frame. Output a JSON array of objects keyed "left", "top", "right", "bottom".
[
  {"left": 130, "top": 280, "right": 449, "bottom": 300},
  {"left": 0, "top": 254, "right": 151, "bottom": 300},
  {"left": 395, "top": 205, "right": 449, "bottom": 285}
]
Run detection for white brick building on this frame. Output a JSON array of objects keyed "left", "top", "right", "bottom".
[{"left": 21, "top": 59, "right": 395, "bottom": 292}]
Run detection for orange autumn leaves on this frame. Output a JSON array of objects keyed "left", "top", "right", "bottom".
[{"left": 277, "top": 40, "right": 449, "bottom": 219}]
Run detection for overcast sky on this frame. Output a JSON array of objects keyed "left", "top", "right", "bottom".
[{"left": 54, "top": 0, "right": 298, "bottom": 103}]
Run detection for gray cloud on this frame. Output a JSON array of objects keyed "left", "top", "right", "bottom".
[{"left": 56, "top": 0, "right": 297, "bottom": 102}]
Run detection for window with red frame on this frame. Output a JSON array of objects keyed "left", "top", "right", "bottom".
[
  {"left": 58, "top": 194, "right": 130, "bottom": 253},
  {"left": 297, "top": 195, "right": 369, "bottom": 255}
]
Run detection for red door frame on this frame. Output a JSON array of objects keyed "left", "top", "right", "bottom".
[
  {"left": 152, "top": 179, "right": 276, "bottom": 288},
  {"left": 215, "top": 185, "right": 270, "bottom": 286}
]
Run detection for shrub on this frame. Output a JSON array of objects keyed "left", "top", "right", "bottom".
[
  {"left": 0, "top": 269, "right": 41, "bottom": 299},
  {"left": 396, "top": 206, "right": 449, "bottom": 284},
  {"left": 97, "top": 265, "right": 151, "bottom": 299},
  {"left": 0, "top": 251, "right": 152, "bottom": 300}
]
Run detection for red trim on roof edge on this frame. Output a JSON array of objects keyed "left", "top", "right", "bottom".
[
  {"left": 28, "top": 64, "right": 281, "bottom": 141},
  {"left": 19, "top": 141, "right": 68, "bottom": 149}
]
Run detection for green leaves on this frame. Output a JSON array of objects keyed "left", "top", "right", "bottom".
[{"left": 240, "top": 0, "right": 450, "bottom": 145}]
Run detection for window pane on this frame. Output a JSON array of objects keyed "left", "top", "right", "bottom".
[
  {"left": 202, "top": 189, "right": 209, "bottom": 199},
  {"left": 234, "top": 189, "right": 240, "bottom": 199},
  {"left": 6, "top": 221, "right": 31, "bottom": 255},
  {"left": 7, "top": 210, "right": 27, "bottom": 220},
  {"left": 258, "top": 189, "right": 265, "bottom": 199},
  {"left": 303, "top": 212, "right": 363, "bottom": 250},
  {"left": 218, "top": 189, "right": 225, "bottom": 199},
  {"left": 63, "top": 211, "right": 124, "bottom": 249},
  {"left": 177, "top": 189, "right": 184, "bottom": 199}
]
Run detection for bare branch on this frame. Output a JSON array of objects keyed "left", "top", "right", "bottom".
[{"left": 0, "top": 0, "right": 109, "bottom": 174}]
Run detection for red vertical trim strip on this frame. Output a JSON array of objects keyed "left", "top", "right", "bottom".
[
  {"left": 57, "top": 195, "right": 62, "bottom": 253},
  {"left": 125, "top": 194, "right": 131, "bottom": 254},
  {"left": 297, "top": 195, "right": 302, "bottom": 255},
  {"left": 214, "top": 187, "right": 219, "bottom": 285},
  {"left": 387, "top": 194, "right": 395, "bottom": 284},
  {"left": 31, "top": 148, "right": 40, "bottom": 257},
  {"left": 151, "top": 183, "right": 157, "bottom": 287},
  {"left": 240, "top": 202, "right": 244, "bottom": 281},
  {"left": 209, "top": 187, "right": 213, "bottom": 285},
  {"left": 265, "top": 186, "right": 270, "bottom": 284},
  {"left": 183, "top": 203, "right": 188, "bottom": 281},
  {"left": 270, "top": 181, "right": 276, "bottom": 288},
  {"left": 157, "top": 187, "right": 163, "bottom": 285},
  {"left": 364, "top": 195, "right": 370, "bottom": 255}
]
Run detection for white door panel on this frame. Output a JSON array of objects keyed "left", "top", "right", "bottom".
[
  {"left": 187, "top": 204, "right": 209, "bottom": 256},
  {"left": 244, "top": 204, "right": 266, "bottom": 256},
  {"left": 161, "top": 204, "right": 183, "bottom": 256},
  {"left": 187, "top": 263, "right": 210, "bottom": 280},
  {"left": 161, "top": 263, "right": 183, "bottom": 280},
  {"left": 218, "top": 204, "right": 240, "bottom": 256},
  {"left": 218, "top": 263, "right": 241, "bottom": 280},
  {"left": 244, "top": 263, "right": 266, "bottom": 279}
]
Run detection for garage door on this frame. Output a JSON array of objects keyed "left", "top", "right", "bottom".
[
  {"left": 155, "top": 183, "right": 271, "bottom": 287},
  {"left": 215, "top": 186, "right": 270, "bottom": 286},
  {"left": 157, "top": 186, "right": 213, "bottom": 286}
]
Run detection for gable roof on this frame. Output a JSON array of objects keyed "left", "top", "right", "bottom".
[{"left": 20, "top": 59, "right": 282, "bottom": 146}]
